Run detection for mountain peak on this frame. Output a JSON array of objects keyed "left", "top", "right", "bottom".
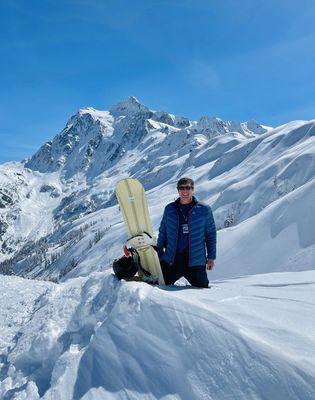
[
  {"left": 109, "top": 96, "right": 150, "bottom": 116},
  {"left": 196, "top": 115, "right": 268, "bottom": 137}
]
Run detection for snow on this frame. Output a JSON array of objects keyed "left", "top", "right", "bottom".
[
  {"left": 78, "top": 108, "right": 115, "bottom": 138},
  {"left": 0, "top": 167, "right": 63, "bottom": 257},
  {"left": 0, "top": 97, "right": 314, "bottom": 398},
  {"left": 212, "top": 177, "right": 315, "bottom": 280},
  {"left": 1, "top": 104, "right": 314, "bottom": 279},
  {"left": 109, "top": 96, "right": 150, "bottom": 117},
  {"left": 0, "top": 271, "right": 314, "bottom": 399}
]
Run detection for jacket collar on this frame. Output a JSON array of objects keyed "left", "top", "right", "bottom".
[{"left": 174, "top": 196, "right": 198, "bottom": 208}]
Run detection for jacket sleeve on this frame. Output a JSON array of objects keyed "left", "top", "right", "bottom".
[
  {"left": 205, "top": 206, "right": 217, "bottom": 260},
  {"left": 157, "top": 207, "right": 167, "bottom": 257}
]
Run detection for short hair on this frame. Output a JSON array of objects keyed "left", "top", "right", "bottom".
[{"left": 177, "top": 177, "right": 194, "bottom": 189}]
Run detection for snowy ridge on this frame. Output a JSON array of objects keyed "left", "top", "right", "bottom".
[
  {"left": 0, "top": 97, "right": 314, "bottom": 399},
  {"left": 24, "top": 96, "right": 268, "bottom": 179},
  {"left": 214, "top": 178, "right": 315, "bottom": 279},
  {"left": 0, "top": 271, "right": 314, "bottom": 399},
  {"left": 0, "top": 98, "right": 314, "bottom": 282}
]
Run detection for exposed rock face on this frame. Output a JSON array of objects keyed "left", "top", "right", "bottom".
[{"left": 25, "top": 96, "right": 268, "bottom": 180}]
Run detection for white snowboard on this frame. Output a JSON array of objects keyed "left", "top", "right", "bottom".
[{"left": 115, "top": 178, "right": 165, "bottom": 284}]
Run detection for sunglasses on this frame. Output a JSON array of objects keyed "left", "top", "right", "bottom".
[{"left": 178, "top": 185, "right": 194, "bottom": 191}]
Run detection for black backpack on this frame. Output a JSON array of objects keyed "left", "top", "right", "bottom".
[{"left": 113, "top": 255, "right": 138, "bottom": 280}]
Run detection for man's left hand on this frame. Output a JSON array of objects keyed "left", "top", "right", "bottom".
[{"left": 206, "top": 260, "right": 215, "bottom": 270}]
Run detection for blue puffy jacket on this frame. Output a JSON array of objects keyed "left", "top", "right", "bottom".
[{"left": 157, "top": 197, "right": 217, "bottom": 267}]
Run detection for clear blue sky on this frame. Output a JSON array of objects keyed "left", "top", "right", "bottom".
[{"left": 1, "top": 0, "right": 315, "bottom": 163}]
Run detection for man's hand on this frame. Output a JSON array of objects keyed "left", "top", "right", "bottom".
[{"left": 206, "top": 260, "right": 215, "bottom": 270}]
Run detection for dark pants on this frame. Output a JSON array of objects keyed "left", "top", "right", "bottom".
[{"left": 161, "top": 252, "right": 209, "bottom": 288}]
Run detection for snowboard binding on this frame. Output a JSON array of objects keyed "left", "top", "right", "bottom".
[{"left": 125, "top": 232, "right": 158, "bottom": 252}]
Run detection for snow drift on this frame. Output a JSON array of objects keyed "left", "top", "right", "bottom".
[{"left": 1, "top": 271, "right": 314, "bottom": 399}]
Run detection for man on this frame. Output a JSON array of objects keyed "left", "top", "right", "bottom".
[{"left": 157, "top": 177, "right": 216, "bottom": 288}]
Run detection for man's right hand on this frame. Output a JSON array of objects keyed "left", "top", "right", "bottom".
[{"left": 206, "top": 260, "right": 215, "bottom": 270}]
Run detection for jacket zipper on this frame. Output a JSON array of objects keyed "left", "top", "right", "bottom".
[
  {"left": 187, "top": 209, "right": 191, "bottom": 267},
  {"left": 172, "top": 211, "right": 179, "bottom": 265},
  {"left": 173, "top": 200, "right": 197, "bottom": 266},
  {"left": 187, "top": 203, "right": 197, "bottom": 267}
]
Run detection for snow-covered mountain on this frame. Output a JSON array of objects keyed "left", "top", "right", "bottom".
[
  {"left": 1, "top": 97, "right": 314, "bottom": 399},
  {"left": 0, "top": 96, "right": 313, "bottom": 281}
]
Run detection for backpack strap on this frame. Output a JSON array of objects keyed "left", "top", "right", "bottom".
[{"left": 130, "top": 248, "right": 152, "bottom": 277}]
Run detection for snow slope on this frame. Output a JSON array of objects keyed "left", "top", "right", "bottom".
[
  {"left": 213, "top": 178, "right": 315, "bottom": 279},
  {"left": 0, "top": 270, "right": 314, "bottom": 400},
  {"left": 0, "top": 97, "right": 314, "bottom": 399},
  {"left": 0, "top": 98, "right": 314, "bottom": 281}
]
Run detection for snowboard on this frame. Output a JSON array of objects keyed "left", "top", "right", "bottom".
[{"left": 115, "top": 178, "right": 165, "bottom": 284}]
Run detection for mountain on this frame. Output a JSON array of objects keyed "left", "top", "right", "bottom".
[
  {"left": 24, "top": 96, "right": 268, "bottom": 179},
  {"left": 0, "top": 97, "right": 314, "bottom": 400},
  {"left": 0, "top": 97, "right": 314, "bottom": 281}
]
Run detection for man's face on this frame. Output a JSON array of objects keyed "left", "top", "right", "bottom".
[{"left": 178, "top": 183, "right": 194, "bottom": 203}]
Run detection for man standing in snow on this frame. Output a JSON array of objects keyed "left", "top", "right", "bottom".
[{"left": 157, "top": 177, "right": 217, "bottom": 288}]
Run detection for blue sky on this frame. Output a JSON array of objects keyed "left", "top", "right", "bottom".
[{"left": 1, "top": 0, "right": 315, "bottom": 163}]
